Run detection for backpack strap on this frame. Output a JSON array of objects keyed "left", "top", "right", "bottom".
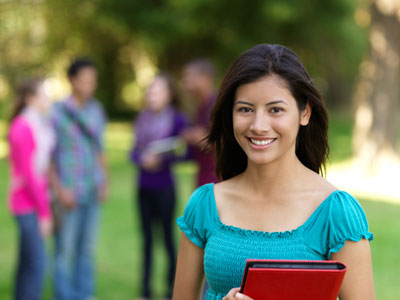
[{"left": 62, "top": 102, "right": 101, "bottom": 151}]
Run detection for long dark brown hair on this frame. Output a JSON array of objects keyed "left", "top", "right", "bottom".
[
  {"left": 207, "top": 44, "right": 329, "bottom": 180},
  {"left": 9, "top": 78, "right": 43, "bottom": 123}
]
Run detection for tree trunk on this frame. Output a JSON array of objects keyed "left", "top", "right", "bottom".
[{"left": 352, "top": 0, "right": 400, "bottom": 171}]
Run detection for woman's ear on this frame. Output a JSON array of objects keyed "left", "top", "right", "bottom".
[{"left": 300, "top": 102, "right": 312, "bottom": 126}]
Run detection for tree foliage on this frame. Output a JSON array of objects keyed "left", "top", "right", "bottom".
[{"left": 0, "top": 0, "right": 368, "bottom": 118}]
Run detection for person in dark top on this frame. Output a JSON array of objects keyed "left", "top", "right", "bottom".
[
  {"left": 130, "top": 73, "right": 189, "bottom": 300},
  {"left": 181, "top": 58, "right": 218, "bottom": 186}
]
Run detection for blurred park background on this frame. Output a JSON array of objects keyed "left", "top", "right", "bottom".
[{"left": 0, "top": 0, "right": 400, "bottom": 299}]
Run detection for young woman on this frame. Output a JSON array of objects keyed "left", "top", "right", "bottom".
[
  {"left": 173, "top": 44, "right": 375, "bottom": 300},
  {"left": 8, "top": 78, "right": 55, "bottom": 300},
  {"left": 130, "top": 73, "right": 189, "bottom": 300}
]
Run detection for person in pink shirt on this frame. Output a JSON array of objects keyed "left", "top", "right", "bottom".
[{"left": 7, "top": 78, "right": 55, "bottom": 300}]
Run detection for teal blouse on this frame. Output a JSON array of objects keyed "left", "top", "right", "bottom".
[{"left": 177, "top": 183, "right": 373, "bottom": 300}]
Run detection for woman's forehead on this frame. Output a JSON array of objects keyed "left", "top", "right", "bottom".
[{"left": 234, "top": 75, "right": 293, "bottom": 102}]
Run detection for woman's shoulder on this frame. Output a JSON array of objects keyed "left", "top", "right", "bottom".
[
  {"left": 297, "top": 168, "right": 337, "bottom": 205},
  {"left": 8, "top": 116, "right": 32, "bottom": 141},
  {"left": 213, "top": 177, "right": 240, "bottom": 198},
  {"left": 304, "top": 177, "right": 369, "bottom": 234},
  {"left": 305, "top": 172, "right": 360, "bottom": 209},
  {"left": 306, "top": 188, "right": 373, "bottom": 257},
  {"left": 177, "top": 183, "right": 217, "bottom": 248},
  {"left": 10, "top": 115, "right": 29, "bottom": 128},
  {"left": 189, "top": 183, "right": 215, "bottom": 203}
]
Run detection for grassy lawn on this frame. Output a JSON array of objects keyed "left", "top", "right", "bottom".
[{"left": 0, "top": 115, "right": 399, "bottom": 299}]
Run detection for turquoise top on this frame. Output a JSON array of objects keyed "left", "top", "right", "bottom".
[{"left": 177, "top": 183, "right": 373, "bottom": 300}]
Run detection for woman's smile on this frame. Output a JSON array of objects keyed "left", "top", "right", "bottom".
[{"left": 248, "top": 137, "right": 277, "bottom": 149}]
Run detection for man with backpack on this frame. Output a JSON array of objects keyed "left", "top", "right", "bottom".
[{"left": 50, "top": 58, "right": 107, "bottom": 300}]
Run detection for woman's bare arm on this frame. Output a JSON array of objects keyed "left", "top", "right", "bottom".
[
  {"left": 172, "top": 232, "right": 205, "bottom": 300},
  {"left": 331, "top": 239, "right": 375, "bottom": 300}
]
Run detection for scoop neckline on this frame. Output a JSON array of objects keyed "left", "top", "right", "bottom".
[{"left": 207, "top": 183, "right": 341, "bottom": 237}]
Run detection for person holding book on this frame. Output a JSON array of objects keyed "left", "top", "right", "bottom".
[
  {"left": 130, "top": 73, "right": 189, "bottom": 300},
  {"left": 8, "top": 78, "right": 55, "bottom": 300},
  {"left": 173, "top": 44, "right": 375, "bottom": 300}
]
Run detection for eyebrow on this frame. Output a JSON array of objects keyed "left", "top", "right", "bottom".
[{"left": 235, "top": 99, "right": 288, "bottom": 106}]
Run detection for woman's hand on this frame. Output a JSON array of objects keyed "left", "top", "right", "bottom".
[
  {"left": 141, "top": 153, "right": 162, "bottom": 171},
  {"left": 223, "top": 288, "right": 254, "bottom": 300},
  {"left": 39, "top": 218, "right": 53, "bottom": 238}
]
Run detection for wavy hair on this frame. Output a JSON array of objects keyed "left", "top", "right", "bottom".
[{"left": 207, "top": 44, "right": 329, "bottom": 180}]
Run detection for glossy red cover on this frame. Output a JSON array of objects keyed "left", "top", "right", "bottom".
[{"left": 240, "top": 260, "right": 346, "bottom": 300}]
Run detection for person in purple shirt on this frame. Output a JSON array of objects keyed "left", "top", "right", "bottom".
[
  {"left": 130, "top": 73, "right": 189, "bottom": 300},
  {"left": 181, "top": 59, "right": 218, "bottom": 187}
]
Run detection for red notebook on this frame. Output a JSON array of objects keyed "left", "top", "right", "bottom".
[{"left": 239, "top": 259, "right": 347, "bottom": 300}]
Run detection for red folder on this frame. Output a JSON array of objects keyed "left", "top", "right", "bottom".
[{"left": 239, "top": 260, "right": 347, "bottom": 300}]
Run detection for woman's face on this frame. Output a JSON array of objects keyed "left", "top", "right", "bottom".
[
  {"left": 232, "top": 75, "right": 310, "bottom": 166},
  {"left": 146, "top": 77, "right": 172, "bottom": 112},
  {"left": 29, "top": 83, "right": 51, "bottom": 113}
]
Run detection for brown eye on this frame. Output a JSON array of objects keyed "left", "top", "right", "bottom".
[
  {"left": 238, "top": 107, "right": 253, "bottom": 113},
  {"left": 270, "top": 107, "right": 283, "bottom": 113}
]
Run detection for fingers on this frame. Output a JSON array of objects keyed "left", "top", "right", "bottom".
[
  {"left": 223, "top": 288, "right": 240, "bottom": 300},
  {"left": 234, "top": 292, "right": 253, "bottom": 300},
  {"left": 223, "top": 288, "right": 254, "bottom": 300},
  {"left": 141, "top": 153, "right": 162, "bottom": 171},
  {"left": 39, "top": 219, "right": 53, "bottom": 238}
]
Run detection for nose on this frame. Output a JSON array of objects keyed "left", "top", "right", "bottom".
[{"left": 249, "top": 111, "right": 270, "bottom": 133}]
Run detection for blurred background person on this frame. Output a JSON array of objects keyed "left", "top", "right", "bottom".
[
  {"left": 181, "top": 58, "right": 218, "bottom": 187},
  {"left": 7, "top": 78, "right": 55, "bottom": 300},
  {"left": 181, "top": 58, "right": 218, "bottom": 299},
  {"left": 50, "top": 58, "right": 107, "bottom": 300},
  {"left": 130, "top": 73, "right": 189, "bottom": 300}
]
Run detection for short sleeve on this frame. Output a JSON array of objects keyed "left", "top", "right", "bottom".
[
  {"left": 326, "top": 191, "right": 374, "bottom": 258},
  {"left": 304, "top": 191, "right": 373, "bottom": 258},
  {"left": 177, "top": 183, "right": 216, "bottom": 248}
]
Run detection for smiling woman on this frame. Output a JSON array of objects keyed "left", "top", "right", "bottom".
[
  {"left": 232, "top": 75, "right": 311, "bottom": 167},
  {"left": 172, "top": 44, "right": 375, "bottom": 300}
]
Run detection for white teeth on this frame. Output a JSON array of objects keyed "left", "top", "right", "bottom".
[{"left": 250, "top": 138, "right": 274, "bottom": 146}]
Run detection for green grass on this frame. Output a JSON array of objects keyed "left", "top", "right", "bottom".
[
  {"left": 362, "top": 200, "right": 400, "bottom": 300},
  {"left": 0, "top": 116, "right": 399, "bottom": 299}
]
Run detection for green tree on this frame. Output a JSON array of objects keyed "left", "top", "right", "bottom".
[{"left": 1, "top": 0, "right": 368, "bottom": 118}]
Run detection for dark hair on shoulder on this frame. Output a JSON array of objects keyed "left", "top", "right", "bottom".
[
  {"left": 185, "top": 58, "right": 216, "bottom": 79},
  {"left": 67, "top": 57, "right": 96, "bottom": 78},
  {"left": 9, "top": 78, "right": 43, "bottom": 123},
  {"left": 207, "top": 43, "right": 329, "bottom": 180}
]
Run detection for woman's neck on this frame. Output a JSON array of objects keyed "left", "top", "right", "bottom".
[
  {"left": 239, "top": 154, "right": 307, "bottom": 201},
  {"left": 24, "top": 104, "right": 41, "bottom": 116}
]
